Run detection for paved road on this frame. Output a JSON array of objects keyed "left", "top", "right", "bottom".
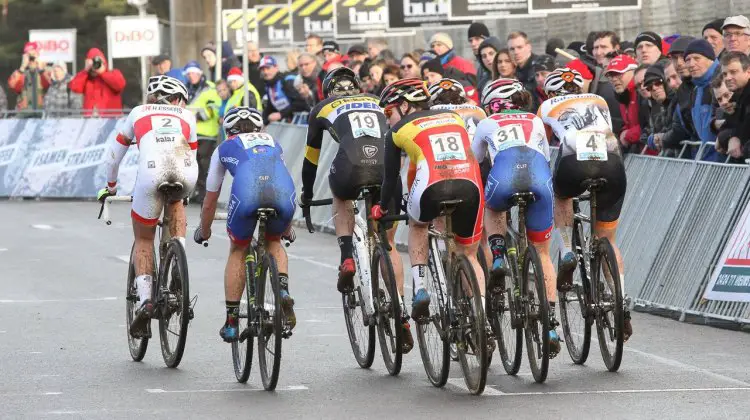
[{"left": 2, "top": 201, "right": 750, "bottom": 419}]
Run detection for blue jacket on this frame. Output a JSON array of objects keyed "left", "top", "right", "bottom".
[{"left": 689, "top": 60, "right": 724, "bottom": 162}]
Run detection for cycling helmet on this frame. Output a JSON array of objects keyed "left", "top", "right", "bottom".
[
  {"left": 378, "top": 78, "right": 429, "bottom": 108},
  {"left": 147, "top": 75, "right": 188, "bottom": 104},
  {"left": 481, "top": 78, "right": 525, "bottom": 113},
  {"left": 323, "top": 67, "right": 361, "bottom": 97},
  {"left": 223, "top": 107, "right": 264, "bottom": 135},
  {"left": 543, "top": 68, "right": 584, "bottom": 95},
  {"left": 427, "top": 78, "right": 466, "bottom": 105}
]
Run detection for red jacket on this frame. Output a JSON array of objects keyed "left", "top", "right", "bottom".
[
  {"left": 618, "top": 79, "right": 641, "bottom": 146},
  {"left": 69, "top": 48, "right": 126, "bottom": 117},
  {"left": 441, "top": 51, "right": 477, "bottom": 76}
]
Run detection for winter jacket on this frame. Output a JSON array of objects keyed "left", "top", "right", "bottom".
[
  {"left": 8, "top": 67, "right": 50, "bottom": 111},
  {"left": 614, "top": 79, "right": 641, "bottom": 152},
  {"left": 661, "top": 77, "right": 698, "bottom": 152},
  {"left": 688, "top": 60, "right": 723, "bottom": 161},
  {"left": 226, "top": 82, "right": 263, "bottom": 114},
  {"left": 43, "top": 74, "right": 83, "bottom": 117},
  {"left": 718, "top": 81, "right": 750, "bottom": 159},
  {"left": 476, "top": 37, "right": 503, "bottom": 95},
  {"left": 515, "top": 53, "right": 539, "bottom": 93},
  {"left": 262, "top": 72, "right": 309, "bottom": 125},
  {"left": 438, "top": 49, "right": 477, "bottom": 87},
  {"left": 645, "top": 91, "right": 675, "bottom": 149},
  {"left": 207, "top": 41, "right": 242, "bottom": 81},
  {"left": 248, "top": 60, "right": 265, "bottom": 99},
  {"left": 187, "top": 79, "right": 220, "bottom": 139},
  {"left": 69, "top": 48, "right": 126, "bottom": 117}
]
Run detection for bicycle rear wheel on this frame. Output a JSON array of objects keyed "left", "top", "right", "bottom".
[
  {"left": 594, "top": 238, "right": 624, "bottom": 372},
  {"left": 522, "top": 246, "right": 550, "bottom": 383},
  {"left": 126, "top": 244, "right": 148, "bottom": 361},
  {"left": 453, "top": 255, "right": 488, "bottom": 395},
  {"left": 559, "top": 220, "right": 592, "bottom": 365},
  {"left": 489, "top": 234, "right": 522, "bottom": 375},
  {"left": 372, "top": 244, "right": 403, "bottom": 376},
  {"left": 158, "top": 239, "right": 190, "bottom": 368},
  {"left": 232, "top": 251, "right": 255, "bottom": 383},
  {"left": 257, "top": 252, "right": 283, "bottom": 390},
  {"left": 415, "top": 240, "right": 450, "bottom": 387},
  {"left": 342, "top": 228, "right": 376, "bottom": 369}
]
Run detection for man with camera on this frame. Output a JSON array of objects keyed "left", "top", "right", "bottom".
[
  {"left": 69, "top": 47, "right": 126, "bottom": 117},
  {"left": 7, "top": 41, "right": 50, "bottom": 113}
]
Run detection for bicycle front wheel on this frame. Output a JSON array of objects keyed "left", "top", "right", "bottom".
[
  {"left": 126, "top": 244, "right": 149, "bottom": 361},
  {"left": 594, "top": 238, "right": 624, "bottom": 372},
  {"left": 489, "top": 235, "right": 522, "bottom": 376},
  {"left": 559, "top": 220, "right": 592, "bottom": 365},
  {"left": 257, "top": 252, "right": 283, "bottom": 390},
  {"left": 232, "top": 251, "right": 255, "bottom": 383},
  {"left": 342, "top": 228, "right": 375, "bottom": 369},
  {"left": 453, "top": 255, "right": 488, "bottom": 395},
  {"left": 415, "top": 239, "right": 450, "bottom": 387},
  {"left": 372, "top": 244, "right": 403, "bottom": 376},
  {"left": 522, "top": 246, "right": 550, "bottom": 383},
  {"left": 158, "top": 239, "right": 190, "bottom": 368}
]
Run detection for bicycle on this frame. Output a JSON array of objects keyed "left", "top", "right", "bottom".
[
  {"left": 488, "top": 192, "right": 552, "bottom": 383},
  {"left": 199, "top": 209, "right": 293, "bottom": 390},
  {"left": 301, "top": 186, "right": 407, "bottom": 376},
  {"left": 558, "top": 178, "right": 624, "bottom": 372},
  {"left": 410, "top": 199, "right": 488, "bottom": 395},
  {"left": 98, "top": 186, "right": 195, "bottom": 369}
]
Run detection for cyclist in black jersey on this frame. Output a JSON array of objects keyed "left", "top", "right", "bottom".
[{"left": 301, "top": 67, "right": 412, "bottom": 351}]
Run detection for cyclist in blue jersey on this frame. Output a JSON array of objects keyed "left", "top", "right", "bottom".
[{"left": 194, "top": 107, "right": 297, "bottom": 342}]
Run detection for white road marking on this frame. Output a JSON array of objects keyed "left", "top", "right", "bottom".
[
  {"left": 31, "top": 224, "right": 53, "bottom": 230},
  {"left": 145, "top": 385, "right": 308, "bottom": 394},
  {"left": 446, "top": 378, "right": 505, "bottom": 396},
  {"left": 0, "top": 331, "right": 6, "bottom": 333},
  {"left": 495, "top": 387, "right": 750, "bottom": 397},
  {"left": 295, "top": 306, "right": 341, "bottom": 310},
  {"left": 44, "top": 392, "right": 62, "bottom": 395},
  {"left": 116, "top": 255, "right": 130, "bottom": 264},
  {"left": 287, "top": 253, "right": 339, "bottom": 270},
  {"left": 29, "top": 352, "right": 42, "bottom": 355},
  {"left": 303, "top": 319, "right": 331, "bottom": 323},
  {"left": 0, "top": 248, "right": 8, "bottom": 252},
  {"left": 625, "top": 346, "right": 750, "bottom": 387},
  {"left": 0, "top": 297, "right": 117, "bottom": 304},
  {"left": 309, "top": 334, "right": 346, "bottom": 337}
]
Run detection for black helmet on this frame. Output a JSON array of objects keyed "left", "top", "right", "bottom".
[{"left": 323, "top": 67, "right": 361, "bottom": 97}]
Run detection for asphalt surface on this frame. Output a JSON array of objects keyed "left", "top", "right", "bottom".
[{"left": 2, "top": 201, "right": 750, "bottom": 419}]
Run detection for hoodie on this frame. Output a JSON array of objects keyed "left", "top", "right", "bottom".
[
  {"left": 202, "top": 41, "right": 241, "bottom": 81},
  {"left": 69, "top": 48, "right": 126, "bottom": 116},
  {"left": 689, "top": 60, "right": 722, "bottom": 161},
  {"left": 438, "top": 49, "right": 477, "bottom": 87},
  {"left": 614, "top": 78, "right": 641, "bottom": 152},
  {"left": 476, "top": 36, "right": 503, "bottom": 95}
]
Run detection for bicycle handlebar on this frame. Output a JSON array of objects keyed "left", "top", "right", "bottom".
[
  {"left": 300, "top": 198, "right": 334, "bottom": 233},
  {"left": 377, "top": 213, "right": 409, "bottom": 252},
  {"left": 98, "top": 195, "right": 133, "bottom": 225}
]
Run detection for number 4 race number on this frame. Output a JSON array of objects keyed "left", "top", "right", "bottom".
[
  {"left": 348, "top": 112, "right": 381, "bottom": 139},
  {"left": 429, "top": 132, "right": 466, "bottom": 161},
  {"left": 576, "top": 131, "right": 608, "bottom": 161}
]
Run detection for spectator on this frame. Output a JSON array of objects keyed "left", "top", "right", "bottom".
[
  {"left": 293, "top": 74, "right": 315, "bottom": 111},
  {"left": 710, "top": 72, "right": 735, "bottom": 142},
  {"left": 225, "top": 67, "right": 262, "bottom": 112},
  {"left": 350, "top": 60, "right": 364, "bottom": 78},
  {"left": 151, "top": 54, "right": 185, "bottom": 83},
  {"left": 567, "top": 41, "right": 586, "bottom": 57},
  {"left": 259, "top": 56, "right": 307, "bottom": 125},
  {"left": 305, "top": 34, "right": 324, "bottom": 63},
  {"left": 635, "top": 64, "right": 650, "bottom": 99},
  {"left": 322, "top": 41, "right": 342, "bottom": 72},
  {"left": 634, "top": 31, "right": 666, "bottom": 66},
  {"left": 593, "top": 31, "right": 621, "bottom": 67},
  {"left": 43, "top": 62, "right": 82, "bottom": 117},
  {"left": 421, "top": 58, "right": 445, "bottom": 86},
  {"left": 606, "top": 54, "right": 641, "bottom": 152},
  {"left": 382, "top": 64, "right": 401, "bottom": 86},
  {"left": 683, "top": 39, "right": 722, "bottom": 161},
  {"left": 545, "top": 37, "right": 565, "bottom": 57},
  {"left": 369, "top": 59, "right": 386, "bottom": 95},
  {"left": 621, "top": 41, "right": 636, "bottom": 59},
  {"left": 492, "top": 48, "right": 517, "bottom": 79},
  {"left": 703, "top": 19, "right": 726, "bottom": 58},
  {"left": 531, "top": 54, "right": 556, "bottom": 108},
  {"left": 201, "top": 41, "right": 240, "bottom": 81},
  {"left": 658, "top": 36, "right": 700, "bottom": 154},
  {"left": 367, "top": 38, "right": 388, "bottom": 61},
  {"left": 0, "top": 85, "right": 6, "bottom": 113},
  {"left": 348, "top": 44, "right": 368, "bottom": 64},
  {"left": 507, "top": 31, "right": 538, "bottom": 91},
  {"left": 400, "top": 53, "right": 421, "bottom": 79},
  {"left": 297, "top": 52, "right": 324, "bottom": 101},
  {"left": 641, "top": 66, "right": 673, "bottom": 153},
  {"left": 215, "top": 80, "right": 232, "bottom": 141},
  {"left": 718, "top": 52, "right": 750, "bottom": 159},
  {"left": 69, "top": 48, "right": 125, "bottom": 117},
  {"left": 359, "top": 61, "right": 372, "bottom": 92},
  {"left": 287, "top": 49, "right": 301, "bottom": 73},
  {"left": 722, "top": 16, "right": 750, "bottom": 56},
  {"left": 664, "top": 60, "right": 682, "bottom": 91},
  {"left": 468, "top": 22, "right": 490, "bottom": 90},
  {"left": 246, "top": 41, "right": 265, "bottom": 98},
  {"left": 184, "top": 61, "right": 220, "bottom": 203},
  {"left": 376, "top": 49, "right": 397, "bottom": 65},
  {"left": 477, "top": 36, "right": 503, "bottom": 93},
  {"left": 419, "top": 50, "right": 437, "bottom": 66},
  {"left": 430, "top": 32, "right": 477, "bottom": 85},
  {"left": 8, "top": 41, "right": 50, "bottom": 112}
]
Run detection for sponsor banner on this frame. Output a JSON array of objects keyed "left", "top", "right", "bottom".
[
  {"left": 222, "top": 9, "right": 259, "bottom": 54},
  {"left": 448, "top": 0, "right": 531, "bottom": 20},
  {"left": 704, "top": 202, "right": 750, "bottom": 302},
  {"left": 106, "top": 15, "right": 160, "bottom": 59},
  {"left": 335, "top": 0, "right": 414, "bottom": 39},
  {"left": 529, "top": 0, "right": 640, "bottom": 13},
  {"left": 387, "top": 0, "right": 468, "bottom": 29},
  {"left": 256, "top": 4, "right": 293, "bottom": 51},
  {"left": 28, "top": 29, "right": 77, "bottom": 63},
  {"left": 291, "top": 0, "right": 335, "bottom": 44}
]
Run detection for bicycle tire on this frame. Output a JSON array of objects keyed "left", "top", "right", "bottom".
[
  {"left": 342, "top": 227, "right": 376, "bottom": 369},
  {"left": 372, "top": 244, "right": 403, "bottom": 376},
  {"left": 126, "top": 244, "right": 148, "bottom": 361},
  {"left": 158, "top": 239, "right": 190, "bottom": 368},
  {"left": 490, "top": 234, "right": 522, "bottom": 376},
  {"left": 559, "top": 220, "right": 592, "bottom": 365},
  {"left": 522, "top": 245, "right": 550, "bottom": 383},
  {"left": 415, "top": 238, "right": 450, "bottom": 387},
  {"left": 453, "top": 255, "right": 488, "bottom": 395},
  {"left": 232, "top": 250, "right": 255, "bottom": 383},
  {"left": 594, "top": 238, "right": 624, "bottom": 372},
  {"left": 257, "top": 252, "right": 283, "bottom": 390}
]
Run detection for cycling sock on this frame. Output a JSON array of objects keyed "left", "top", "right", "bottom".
[
  {"left": 279, "top": 273, "right": 289, "bottom": 292},
  {"left": 226, "top": 301, "right": 240, "bottom": 323},
  {"left": 412, "top": 264, "right": 427, "bottom": 291},
  {"left": 338, "top": 236, "right": 353, "bottom": 263},
  {"left": 559, "top": 226, "right": 573, "bottom": 255},
  {"left": 177, "top": 236, "right": 186, "bottom": 250},
  {"left": 135, "top": 275, "right": 152, "bottom": 305},
  {"left": 488, "top": 234, "right": 506, "bottom": 262}
]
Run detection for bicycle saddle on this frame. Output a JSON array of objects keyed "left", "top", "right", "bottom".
[
  {"left": 509, "top": 192, "right": 536, "bottom": 206},
  {"left": 581, "top": 178, "right": 607, "bottom": 192},
  {"left": 256, "top": 208, "right": 278, "bottom": 218},
  {"left": 438, "top": 199, "right": 463, "bottom": 215},
  {"left": 158, "top": 182, "right": 184, "bottom": 202}
]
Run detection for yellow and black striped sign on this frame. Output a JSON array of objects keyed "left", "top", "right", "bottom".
[
  {"left": 256, "top": 4, "right": 293, "bottom": 51},
  {"left": 222, "top": 9, "right": 258, "bottom": 53},
  {"left": 334, "top": 0, "right": 388, "bottom": 38},
  {"left": 290, "top": 0, "right": 334, "bottom": 43}
]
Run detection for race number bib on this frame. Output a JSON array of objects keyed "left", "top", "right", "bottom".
[
  {"left": 492, "top": 124, "right": 526, "bottom": 152},
  {"left": 151, "top": 116, "right": 181, "bottom": 135},
  {"left": 348, "top": 112, "right": 381, "bottom": 138},
  {"left": 239, "top": 133, "right": 275, "bottom": 149},
  {"left": 429, "top": 132, "right": 466, "bottom": 161},
  {"left": 575, "top": 131, "right": 608, "bottom": 161}
]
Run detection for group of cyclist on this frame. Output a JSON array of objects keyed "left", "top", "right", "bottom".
[{"left": 100, "top": 61, "right": 630, "bottom": 359}]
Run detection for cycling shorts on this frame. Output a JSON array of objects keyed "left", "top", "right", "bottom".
[
  {"left": 131, "top": 155, "right": 197, "bottom": 226},
  {"left": 226, "top": 165, "right": 296, "bottom": 246},
  {"left": 408, "top": 177, "right": 483, "bottom": 245},
  {"left": 553, "top": 152, "right": 626, "bottom": 223},
  {"left": 485, "top": 148, "right": 554, "bottom": 243}
]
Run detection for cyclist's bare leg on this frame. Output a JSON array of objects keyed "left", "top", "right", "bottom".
[
  {"left": 594, "top": 220, "right": 625, "bottom": 291},
  {"left": 225, "top": 242, "right": 247, "bottom": 301},
  {"left": 386, "top": 224, "right": 405, "bottom": 296},
  {"left": 333, "top": 197, "right": 355, "bottom": 237},
  {"left": 267, "top": 239, "right": 289, "bottom": 274},
  {"left": 554, "top": 196, "right": 574, "bottom": 253},
  {"left": 484, "top": 208, "right": 507, "bottom": 238},
  {"left": 408, "top": 221, "right": 429, "bottom": 266},
  {"left": 456, "top": 242, "right": 484, "bottom": 295},
  {"left": 530, "top": 238, "right": 557, "bottom": 303},
  {"left": 132, "top": 221, "right": 156, "bottom": 277},
  {"left": 166, "top": 200, "right": 187, "bottom": 240},
  {"left": 480, "top": 229, "right": 492, "bottom": 271}
]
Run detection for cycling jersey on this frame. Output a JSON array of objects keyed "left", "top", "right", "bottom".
[
  {"left": 107, "top": 104, "right": 198, "bottom": 225},
  {"left": 302, "top": 94, "right": 389, "bottom": 200},
  {"left": 381, "top": 109, "right": 484, "bottom": 244},
  {"left": 471, "top": 110, "right": 550, "bottom": 163},
  {"left": 431, "top": 103, "right": 486, "bottom": 138},
  {"left": 538, "top": 93, "right": 620, "bottom": 160},
  {"left": 205, "top": 132, "right": 295, "bottom": 245}
]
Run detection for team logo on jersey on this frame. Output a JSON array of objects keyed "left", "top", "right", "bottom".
[{"left": 362, "top": 145, "right": 378, "bottom": 159}]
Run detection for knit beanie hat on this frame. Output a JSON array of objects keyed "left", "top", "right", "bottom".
[
  {"left": 635, "top": 31, "right": 663, "bottom": 54},
  {"left": 703, "top": 18, "right": 725, "bottom": 35},
  {"left": 683, "top": 39, "right": 716, "bottom": 61},
  {"left": 421, "top": 58, "right": 445, "bottom": 76},
  {"left": 430, "top": 33, "right": 454, "bottom": 50},
  {"left": 467, "top": 22, "right": 490, "bottom": 40}
]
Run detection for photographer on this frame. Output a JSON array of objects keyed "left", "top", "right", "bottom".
[
  {"left": 7, "top": 41, "right": 50, "bottom": 113},
  {"left": 69, "top": 47, "right": 125, "bottom": 117}
]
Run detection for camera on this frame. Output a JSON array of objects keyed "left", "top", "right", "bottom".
[{"left": 92, "top": 57, "right": 103, "bottom": 70}]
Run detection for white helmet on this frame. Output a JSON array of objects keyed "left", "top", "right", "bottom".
[
  {"left": 543, "top": 68, "right": 584, "bottom": 95},
  {"left": 147, "top": 75, "right": 188, "bottom": 104},
  {"left": 481, "top": 78, "right": 525, "bottom": 112},
  {"left": 427, "top": 78, "right": 465, "bottom": 105},
  {"left": 223, "top": 107, "right": 264, "bottom": 135}
]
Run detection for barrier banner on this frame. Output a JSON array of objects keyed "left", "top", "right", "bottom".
[
  {"left": 222, "top": 9, "right": 259, "bottom": 54},
  {"left": 291, "top": 0, "right": 335, "bottom": 43},
  {"left": 256, "top": 4, "right": 293, "bottom": 51},
  {"left": 448, "top": 0, "right": 530, "bottom": 20},
  {"left": 529, "top": 0, "right": 640, "bottom": 13},
  {"left": 387, "top": 0, "right": 468, "bottom": 29},
  {"left": 704, "top": 202, "right": 750, "bottom": 302}
]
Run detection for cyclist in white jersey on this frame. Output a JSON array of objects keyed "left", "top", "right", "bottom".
[
  {"left": 538, "top": 68, "right": 631, "bottom": 340},
  {"left": 98, "top": 76, "right": 198, "bottom": 337}
]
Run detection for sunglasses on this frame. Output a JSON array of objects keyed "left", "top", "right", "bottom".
[
  {"left": 645, "top": 80, "right": 664, "bottom": 91},
  {"left": 384, "top": 104, "right": 398, "bottom": 118},
  {"left": 400, "top": 64, "right": 414, "bottom": 70}
]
